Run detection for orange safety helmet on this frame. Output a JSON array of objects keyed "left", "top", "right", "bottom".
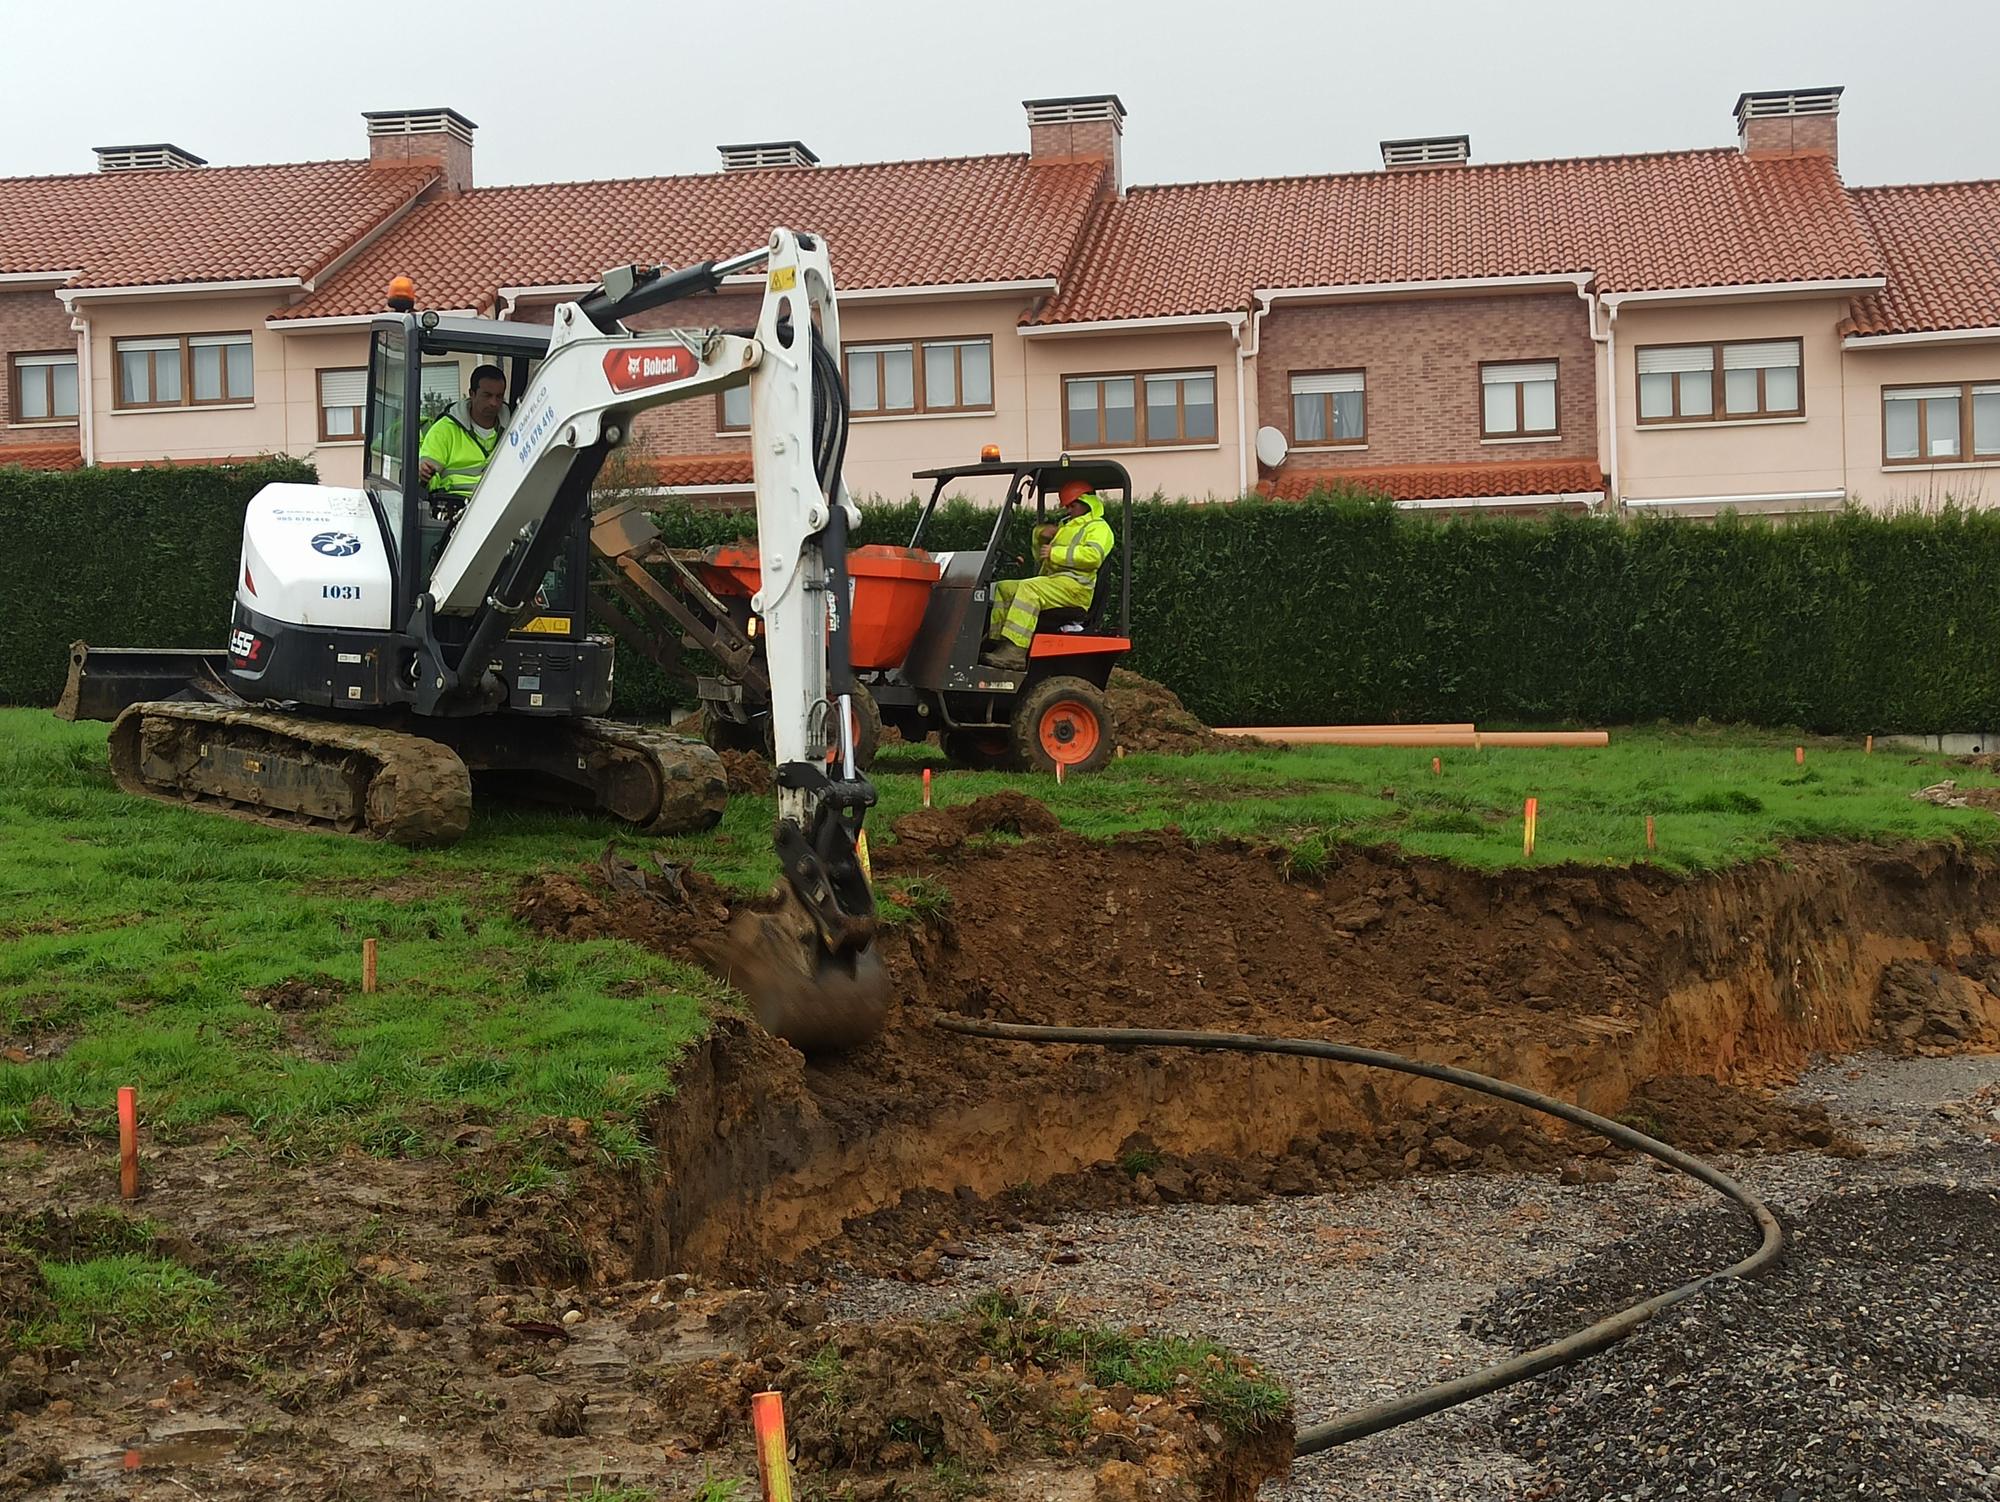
[{"left": 1057, "top": 480, "right": 1092, "bottom": 508}]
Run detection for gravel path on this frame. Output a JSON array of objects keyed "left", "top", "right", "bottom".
[{"left": 823, "top": 1051, "right": 2000, "bottom": 1500}]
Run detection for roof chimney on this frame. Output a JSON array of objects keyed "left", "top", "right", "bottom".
[
  {"left": 718, "top": 140, "right": 820, "bottom": 172},
  {"left": 1025, "top": 94, "right": 1125, "bottom": 194},
  {"left": 1380, "top": 135, "right": 1470, "bottom": 170},
  {"left": 1735, "top": 87, "right": 1841, "bottom": 161},
  {"left": 94, "top": 143, "right": 206, "bottom": 172},
  {"left": 365, "top": 108, "right": 476, "bottom": 194}
]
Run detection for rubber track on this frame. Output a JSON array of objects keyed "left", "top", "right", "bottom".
[
  {"left": 570, "top": 717, "right": 729, "bottom": 834},
  {"left": 107, "top": 701, "right": 472, "bottom": 847}
]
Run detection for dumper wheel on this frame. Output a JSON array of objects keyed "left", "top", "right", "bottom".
[{"left": 1009, "top": 676, "right": 1112, "bottom": 775}]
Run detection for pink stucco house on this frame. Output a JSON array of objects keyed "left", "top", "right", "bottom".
[{"left": 5, "top": 90, "right": 1999, "bottom": 515}]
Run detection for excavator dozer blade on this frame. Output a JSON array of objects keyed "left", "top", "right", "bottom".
[
  {"left": 703, "top": 885, "right": 890, "bottom": 1055},
  {"left": 56, "top": 642, "right": 228, "bottom": 722}
]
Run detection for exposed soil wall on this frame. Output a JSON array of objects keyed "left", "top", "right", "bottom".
[{"left": 522, "top": 837, "right": 2000, "bottom": 1281}]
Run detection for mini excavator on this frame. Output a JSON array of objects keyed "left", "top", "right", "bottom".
[{"left": 59, "top": 229, "right": 886, "bottom": 1051}]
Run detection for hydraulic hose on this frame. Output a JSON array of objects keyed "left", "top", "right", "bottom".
[{"left": 929, "top": 1015, "right": 1786, "bottom": 1457}]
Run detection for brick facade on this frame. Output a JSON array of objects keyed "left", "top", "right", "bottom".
[
  {"left": 0, "top": 288, "right": 79, "bottom": 446},
  {"left": 623, "top": 293, "right": 761, "bottom": 465},
  {"left": 1257, "top": 292, "right": 1598, "bottom": 469},
  {"left": 1741, "top": 112, "right": 1837, "bottom": 160}
]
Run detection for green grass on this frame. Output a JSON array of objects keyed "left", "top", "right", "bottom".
[
  {"left": 0, "top": 711, "right": 723, "bottom": 1154},
  {"left": 25, "top": 1253, "right": 223, "bottom": 1351},
  {"left": 968, "top": 1293, "right": 1289, "bottom": 1438},
  {"left": 4, "top": 707, "right": 1995, "bottom": 1158}
]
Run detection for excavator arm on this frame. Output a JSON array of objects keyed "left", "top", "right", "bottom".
[{"left": 417, "top": 227, "right": 885, "bottom": 1050}]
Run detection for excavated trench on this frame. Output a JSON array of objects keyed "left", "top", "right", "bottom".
[{"left": 519, "top": 827, "right": 2000, "bottom": 1282}]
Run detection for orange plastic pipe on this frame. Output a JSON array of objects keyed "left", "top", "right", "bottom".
[
  {"left": 1218, "top": 723, "right": 1474, "bottom": 736},
  {"left": 1213, "top": 729, "right": 1610, "bottom": 748}
]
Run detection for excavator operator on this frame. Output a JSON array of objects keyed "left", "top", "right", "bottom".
[
  {"left": 982, "top": 479, "right": 1114, "bottom": 671},
  {"left": 417, "top": 364, "right": 509, "bottom": 509}
]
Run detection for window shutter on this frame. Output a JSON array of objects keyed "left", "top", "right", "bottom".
[
  {"left": 1291, "top": 371, "right": 1365, "bottom": 395},
  {"left": 1635, "top": 346, "right": 1712, "bottom": 375},
  {"left": 13, "top": 352, "right": 74, "bottom": 369},
  {"left": 1721, "top": 341, "right": 1800, "bottom": 370},
  {"left": 117, "top": 336, "right": 183, "bottom": 353},
  {"left": 188, "top": 333, "right": 248, "bottom": 349},
  {"left": 1482, "top": 361, "right": 1556, "bottom": 385},
  {"left": 1971, "top": 384, "right": 2000, "bottom": 397},
  {"left": 320, "top": 369, "right": 367, "bottom": 407},
  {"left": 1887, "top": 385, "right": 1961, "bottom": 402}
]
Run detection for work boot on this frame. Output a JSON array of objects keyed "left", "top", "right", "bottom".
[{"left": 982, "top": 642, "right": 1028, "bottom": 671}]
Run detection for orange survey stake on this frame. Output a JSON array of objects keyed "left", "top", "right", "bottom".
[
  {"left": 1523, "top": 797, "right": 1539, "bottom": 859},
  {"left": 752, "top": 1390, "right": 795, "bottom": 1502},
  {"left": 118, "top": 1086, "right": 138, "bottom": 1198}
]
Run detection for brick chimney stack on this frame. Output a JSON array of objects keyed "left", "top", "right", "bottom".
[
  {"left": 1735, "top": 87, "right": 1841, "bottom": 162},
  {"left": 1025, "top": 95, "right": 1125, "bottom": 194},
  {"left": 364, "top": 108, "right": 476, "bottom": 194}
]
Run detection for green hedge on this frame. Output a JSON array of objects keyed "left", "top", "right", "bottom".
[
  {"left": 13, "top": 463, "right": 2000, "bottom": 733},
  {"left": 1, "top": 459, "right": 318, "bottom": 707}
]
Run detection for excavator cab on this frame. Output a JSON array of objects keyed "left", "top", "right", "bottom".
[{"left": 362, "top": 315, "right": 589, "bottom": 670}]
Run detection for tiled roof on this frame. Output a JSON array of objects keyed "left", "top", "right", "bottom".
[
  {"left": 0, "top": 160, "right": 438, "bottom": 289},
  {"left": 282, "top": 155, "right": 1107, "bottom": 320},
  {"left": 1035, "top": 149, "right": 1881, "bottom": 324},
  {"left": 619, "top": 453, "right": 755, "bottom": 489},
  {"left": 1845, "top": 181, "right": 2000, "bottom": 337},
  {"left": 1267, "top": 457, "right": 1605, "bottom": 502},
  {"left": 0, "top": 441, "right": 83, "bottom": 471}
]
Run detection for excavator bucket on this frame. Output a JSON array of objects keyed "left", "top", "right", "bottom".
[{"left": 704, "top": 884, "right": 890, "bottom": 1054}]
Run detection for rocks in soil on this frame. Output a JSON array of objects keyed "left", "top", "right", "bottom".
[{"left": 1875, "top": 957, "right": 2000, "bottom": 1054}]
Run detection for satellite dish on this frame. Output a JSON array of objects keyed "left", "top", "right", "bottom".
[{"left": 1254, "top": 425, "right": 1289, "bottom": 469}]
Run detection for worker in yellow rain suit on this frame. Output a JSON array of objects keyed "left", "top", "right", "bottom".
[{"left": 983, "top": 480, "right": 1114, "bottom": 671}]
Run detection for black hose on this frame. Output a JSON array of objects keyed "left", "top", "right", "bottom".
[{"left": 929, "top": 1015, "right": 1786, "bottom": 1457}]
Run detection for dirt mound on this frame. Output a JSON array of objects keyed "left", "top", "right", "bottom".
[
  {"left": 1106, "top": 669, "right": 1242, "bottom": 755},
  {"left": 887, "top": 791, "right": 1062, "bottom": 862},
  {"left": 513, "top": 848, "right": 734, "bottom": 963},
  {"left": 247, "top": 976, "right": 343, "bottom": 1011},
  {"left": 717, "top": 748, "right": 773, "bottom": 795},
  {"left": 656, "top": 1295, "right": 1291, "bottom": 1501},
  {"left": 1874, "top": 957, "right": 2000, "bottom": 1053},
  {"left": 1621, "top": 1074, "right": 1857, "bottom": 1156}
]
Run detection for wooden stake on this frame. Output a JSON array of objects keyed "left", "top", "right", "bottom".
[
  {"left": 921, "top": 767, "right": 932, "bottom": 808},
  {"left": 1645, "top": 815, "right": 1656, "bottom": 852},
  {"left": 1431, "top": 756, "right": 1442, "bottom": 777},
  {"left": 752, "top": 1390, "right": 796, "bottom": 1502},
  {"left": 362, "top": 938, "right": 379, "bottom": 995},
  {"left": 1795, "top": 745, "right": 1805, "bottom": 766},
  {"left": 1523, "top": 797, "right": 1539, "bottom": 859},
  {"left": 1865, "top": 734, "right": 1874, "bottom": 755},
  {"left": 1055, "top": 760, "right": 1066, "bottom": 785},
  {"left": 117, "top": 1086, "right": 138, "bottom": 1199}
]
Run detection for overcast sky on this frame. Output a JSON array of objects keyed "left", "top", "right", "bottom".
[{"left": 3, "top": 0, "right": 1997, "bottom": 189}]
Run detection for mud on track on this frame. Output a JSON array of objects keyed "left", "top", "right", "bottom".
[{"left": 515, "top": 816, "right": 2000, "bottom": 1282}]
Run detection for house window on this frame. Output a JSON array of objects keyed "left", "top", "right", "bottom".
[
  {"left": 1064, "top": 368, "right": 1217, "bottom": 449},
  {"left": 1290, "top": 370, "right": 1365, "bottom": 445},
  {"left": 113, "top": 332, "right": 253, "bottom": 409},
  {"left": 845, "top": 336, "right": 993, "bottom": 416},
  {"left": 1481, "top": 360, "right": 1558, "bottom": 437},
  {"left": 1636, "top": 339, "right": 1801, "bottom": 423},
  {"left": 421, "top": 361, "right": 465, "bottom": 423},
  {"left": 718, "top": 383, "right": 750, "bottom": 432},
  {"left": 1883, "top": 382, "right": 2000, "bottom": 465},
  {"left": 317, "top": 368, "right": 366, "bottom": 442},
  {"left": 11, "top": 351, "right": 78, "bottom": 422}
]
